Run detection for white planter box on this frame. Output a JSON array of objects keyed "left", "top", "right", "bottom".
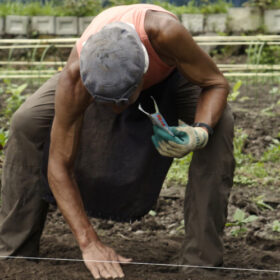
[
  {"left": 79, "top": 17, "right": 94, "bottom": 35},
  {"left": 205, "top": 14, "right": 227, "bottom": 33},
  {"left": 181, "top": 14, "right": 204, "bottom": 34},
  {"left": 31, "top": 16, "right": 55, "bottom": 34},
  {"left": 228, "top": 7, "right": 261, "bottom": 32},
  {"left": 264, "top": 10, "right": 280, "bottom": 33},
  {"left": 0, "top": 17, "right": 4, "bottom": 35},
  {"left": 5, "top": 15, "right": 29, "bottom": 35},
  {"left": 55, "top": 16, "right": 78, "bottom": 35}
]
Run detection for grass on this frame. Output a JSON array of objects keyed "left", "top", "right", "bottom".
[{"left": 0, "top": 0, "right": 231, "bottom": 17}]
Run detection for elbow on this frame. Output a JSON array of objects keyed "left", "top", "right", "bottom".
[{"left": 47, "top": 157, "right": 72, "bottom": 187}]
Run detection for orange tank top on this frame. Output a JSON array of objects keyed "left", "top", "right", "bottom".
[{"left": 76, "top": 4, "right": 177, "bottom": 90}]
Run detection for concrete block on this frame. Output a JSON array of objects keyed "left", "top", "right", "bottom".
[
  {"left": 31, "top": 16, "right": 55, "bottom": 34},
  {"left": 228, "top": 7, "right": 261, "bottom": 32},
  {"left": 264, "top": 10, "right": 280, "bottom": 33},
  {"left": 79, "top": 17, "right": 94, "bottom": 35},
  {"left": 205, "top": 14, "right": 227, "bottom": 33},
  {"left": 0, "top": 17, "right": 4, "bottom": 35},
  {"left": 5, "top": 15, "right": 29, "bottom": 35},
  {"left": 181, "top": 14, "right": 204, "bottom": 34},
  {"left": 55, "top": 16, "right": 78, "bottom": 35}
]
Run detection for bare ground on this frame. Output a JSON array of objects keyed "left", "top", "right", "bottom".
[{"left": 0, "top": 80, "right": 279, "bottom": 280}]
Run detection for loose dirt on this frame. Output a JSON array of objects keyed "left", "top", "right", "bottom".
[{"left": 0, "top": 80, "right": 279, "bottom": 280}]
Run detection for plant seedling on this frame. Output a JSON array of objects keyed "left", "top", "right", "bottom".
[{"left": 226, "top": 208, "right": 258, "bottom": 237}]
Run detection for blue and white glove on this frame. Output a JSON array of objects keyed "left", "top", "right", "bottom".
[{"left": 151, "top": 123, "right": 209, "bottom": 158}]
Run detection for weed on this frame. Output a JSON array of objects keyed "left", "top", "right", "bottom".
[
  {"left": 3, "top": 80, "right": 28, "bottom": 120},
  {"left": 246, "top": 45, "right": 280, "bottom": 65},
  {"left": 226, "top": 208, "right": 258, "bottom": 237},
  {"left": 148, "top": 210, "right": 157, "bottom": 217},
  {"left": 228, "top": 80, "right": 242, "bottom": 102},
  {"left": 166, "top": 153, "right": 192, "bottom": 185},
  {"left": 0, "top": 128, "right": 9, "bottom": 151},
  {"left": 261, "top": 142, "right": 280, "bottom": 162},
  {"left": 252, "top": 195, "right": 274, "bottom": 211},
  {"left": 176, "top": 219, "right": 185, "bottom": 234},
  {"left": 272, "top": 220, "right": 280, "bottom": 233}
]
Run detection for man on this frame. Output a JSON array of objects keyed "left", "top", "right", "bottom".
[{"left": 0, "top": 3, "right": 235, "bottom": 279}]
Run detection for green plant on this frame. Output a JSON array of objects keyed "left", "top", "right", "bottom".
[
  {"left": 0, "top": 0, "right": 61, "bottom": 16},
  {"left": 246, "top": 45, "right": 280, "bottom": 65},
  {"left": 200, "top": 0, "right": 230, "bottom": 14},
  {"left": 261, "top": 142, "right": 280, "bottom": 162},
  {"left": 0, "top": 128, "right": 9, "bottom": 150},
  {"left": 272, "top": 220, "right": 280, "bottom": 233},
  {"left": 252, "top": 195, "right": 273, "bottom": 210},
  {"left": 166, "top": 152, "right": 192, "bottom": 185},
  {"left": 3, "top": 80, "right": 28, "bottom": 119},
  {"left": 233, "top": 128, "right": 250, "bottom": 166},
  {"left": 60, "top": 0, "right": 103, "bottom": 17},
  {"left": 176, "top": 219, "right": 185, "bottom": 234},
  {"left": 148, "top": 210, "right": 157, "bottom": 217},
  {"left": 228, "top": 80, "right": 242, "bottom": 102},
  {"left": 226, "top": 208, "right": 258, "bottom": 237}
]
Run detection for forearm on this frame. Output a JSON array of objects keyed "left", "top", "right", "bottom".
[
  {"left": 48, "top": 161, "right": 98, "bottom": 250},
  {"left": 194, "top": 85, "right": 229, "bottom": 128}
]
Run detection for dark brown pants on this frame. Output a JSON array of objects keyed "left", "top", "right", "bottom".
[{"left": 0, "top": 71, "right": 235, "bottom": 266}]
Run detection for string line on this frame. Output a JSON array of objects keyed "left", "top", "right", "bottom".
[{"left": 0, "top": 255, "right": 279, "bottom": 274}]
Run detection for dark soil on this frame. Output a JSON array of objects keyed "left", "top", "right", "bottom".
[{"left": 0, "top": 79, "right": 280, "bottom": 280}]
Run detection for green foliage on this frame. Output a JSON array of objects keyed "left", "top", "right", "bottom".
[
  {"left": 148, "top": 210, "right": 157, "bottom": 217},
  {"left": 0, "top": 0, "right": 62, "bottom": 16},
  {"left": 0, "top": 0, "right": 231, "bottom": 17},
  {"left": 246, "top": 45, "right": 280, "bottom": 65},
  {"left": 60, "top": 0, "right": 103, "bottom": 17},
  {"left": 176, "top": 219, "right": 185, "bottom": 233},
  {"left": 252, "top": 195, "right": 273, "bottom": 210},
  {"left": 261, "top": 142, "right": 280, "bottom": 162},
  {"left": 107, "top": 0, "right": 141, "bottom": 5},
  {"left": 150, "top": 0, "right": 200, "bottom": 15},
  {"left": 233, "top": 128, "right": 250, "bottom": 167},
  {"left": 246, "top": 0, "right": 276, "bottom": 9},
  {"left": 0, "top": 128, "right": 9, "bottom": 149},
  {"left": 200, "top": 0, "right": 230, "bottom": 14},
  {"left": 226, "top": 208, "right": 258, "bottom": 237},
  {"left": 151, "top": 0, "right": 230, "bottom": 15},
  {"left": 272, "top": 220, "right": 280, "bottom": 233},
  {"left": 166, "top": 153, "right": 192, "bottom": 185},
  {"left": 3, "top": 79, "right": 28, "bottom": 119},
  {"left": 228, "top": 80, "right": 242, "bottom": 102}
]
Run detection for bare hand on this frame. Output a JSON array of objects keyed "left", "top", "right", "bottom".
[{"left": 82, "top": 241, "right": 132, "bottom": 279}]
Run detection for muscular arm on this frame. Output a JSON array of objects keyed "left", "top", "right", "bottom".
[
  {"left": 148, "top": 13, "right": 230, "bottom": 128},
  {"left": 47, "top": 48, "right": 130, "bottom": 279},
  {"left": 47, "top": 48, "right": 96, "bottom": 249}
]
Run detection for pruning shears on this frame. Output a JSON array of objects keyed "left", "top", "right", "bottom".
[{"left": 138, "top": 96, "right": 174, "bottom": 136}]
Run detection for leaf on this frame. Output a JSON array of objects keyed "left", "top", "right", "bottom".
[
  {"left": 244, "top": 215, "right": 258, "bottom": 223},
  {"left": 272, "top": 221, "right": 280, "bottom": 233},
  {"left": 233, "top": 208, "right": 246, "bottom": 222},
  {"left": 148, "top": 210, "right": 156, "bottom": 217},
  {"left": 13, "top": 83, "right": 28, "bottom": 95},
  {"left": 233, "top": 80, "right": 242, "bottom": 92}
]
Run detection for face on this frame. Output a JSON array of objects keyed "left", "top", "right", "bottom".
[{"left": 105, "top": 79, "right": 144, "bottom": 114}]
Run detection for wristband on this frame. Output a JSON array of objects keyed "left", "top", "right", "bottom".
[{"left": 192, "top": 122, "right": 214, "bottom": 136}]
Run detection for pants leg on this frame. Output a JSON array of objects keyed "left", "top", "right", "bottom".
[
  {"left": 175, "top": 74, "right": 235, "bottom": 266},
  {"left": 0, "top": 73, "right": 59, "bottom": 257}
]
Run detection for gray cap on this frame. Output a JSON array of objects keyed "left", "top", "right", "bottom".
[{"left": 80, "top": 22, "right": 147, "bottom": 104}]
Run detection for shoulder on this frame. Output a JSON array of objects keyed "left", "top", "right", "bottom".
[
  {"left": 145, "top": 10, "right": 187, "bottom": 46},
  {"left": 55, "top": 46, "right": 92, "bottom": 118}
]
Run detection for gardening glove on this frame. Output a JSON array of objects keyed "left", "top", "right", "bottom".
[{"left": 151, "top": 122, "right": 209, "bottom": 158}]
